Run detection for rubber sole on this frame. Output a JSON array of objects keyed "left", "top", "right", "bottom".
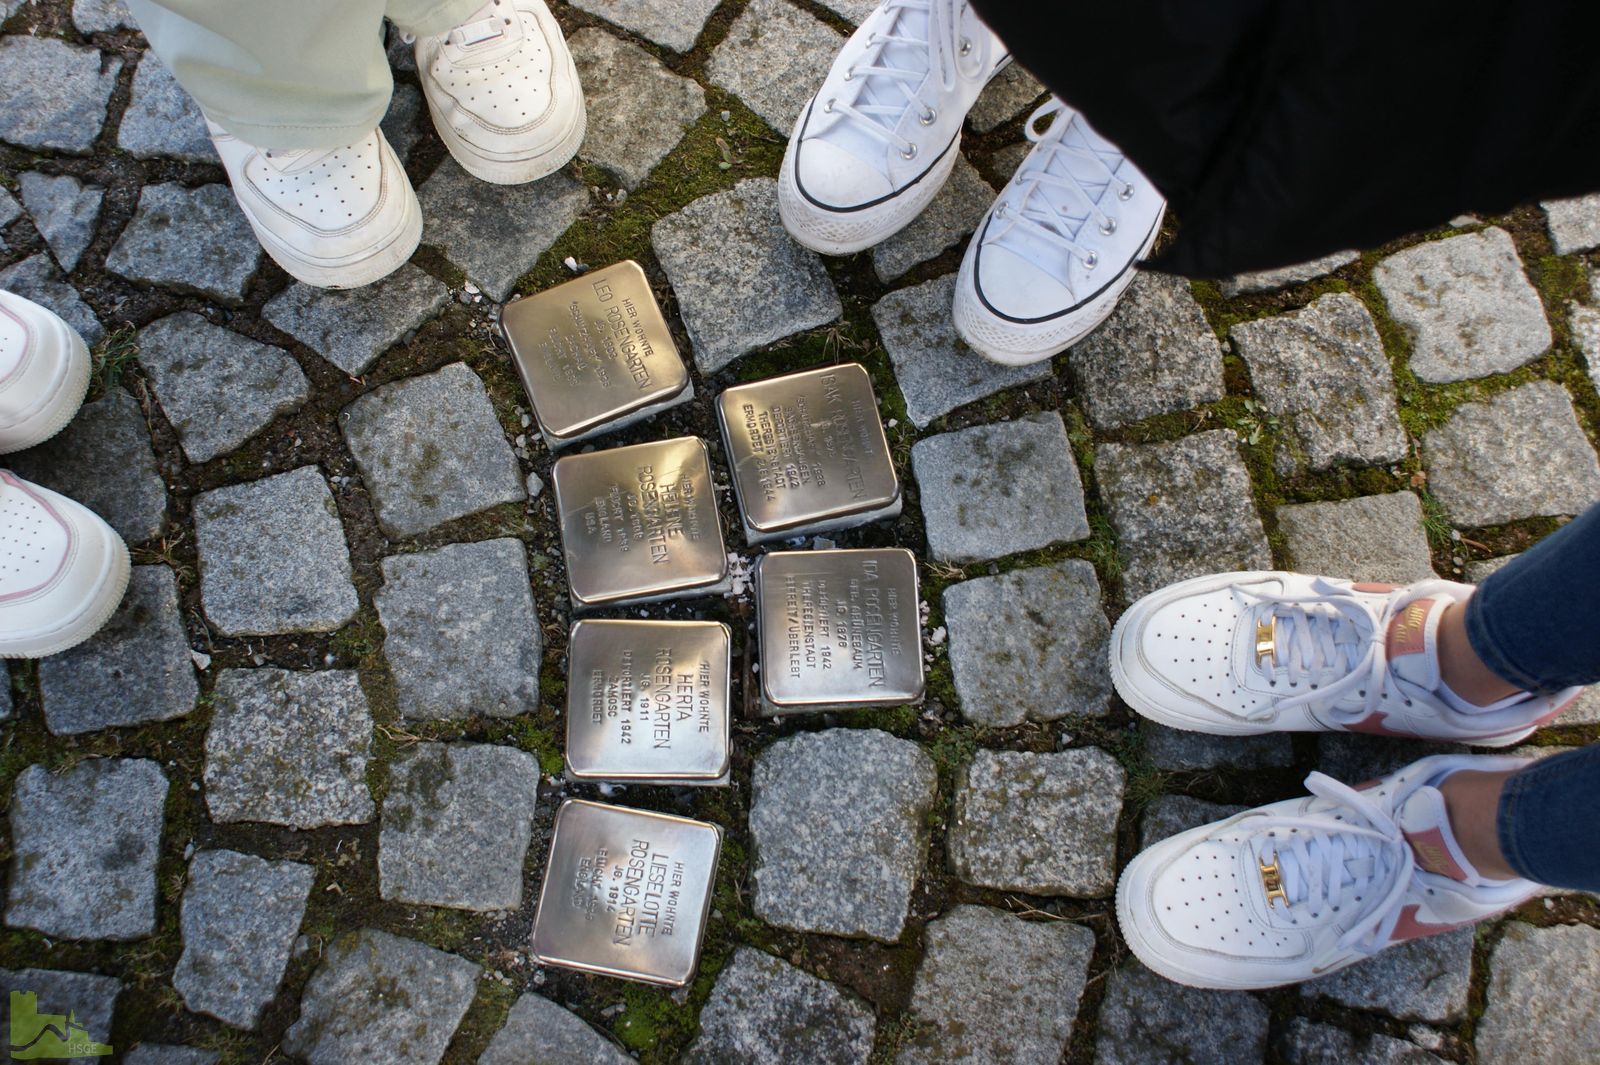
[
  {"left": 0, "top": 320, "right": 90, "bottom": 455},
  {"left": 777, "top": 133, "right": 962, "bottom": 256},
  {"left": 0, "top": 534, "right": 130, "bottom": 659}
]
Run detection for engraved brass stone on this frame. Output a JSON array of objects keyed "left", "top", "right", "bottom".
[
  {"left": 552, "top": 436, "right": 729, "bottom": 609},
  {"left": 531, "top": 800, "right": 722, "bottom": 987},
  {"left": 754, "top": 548, "right": 924, "bottom": 714},
  {"left": 566, "top": 620, "right": 732, "bottom": 783},
  {"left": 501, "top": 260, "right": 692, "bottom": 448},
  {"left": 716, "top": 363, "right": 901, "bottom": 543}
]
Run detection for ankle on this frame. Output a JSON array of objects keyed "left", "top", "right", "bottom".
[
  {"left": 1437, "top": 599, "right": 1524, "bottom": 706},
  {"left": 1437, "top": 769, "right": 1520, "bottom": 880}
]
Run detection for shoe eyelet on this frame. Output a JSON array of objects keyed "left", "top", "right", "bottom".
[
  {"left": 824, "top": 98, "right": 836, "bottom": 113},
  {"left": 1083, "top": 251, "right": 1098, "bottom": 269},
  {"left": 843, "top": 69, "right": 855, "bottom": 82},
  {"left": 1099, "top": 218, "right": 1118, "bottom": 236},
  {"left": 920, "top": 108, "right": 937, "bottom": 125},
  {"left": 900, "top": 144, "right": 918, "bottom": 161},
  {"left": 1120, "top": 183, "right": 1135, "bottom": 201},
  {"left": 959, "top": 38, "right": 972, "bottom": 56}
]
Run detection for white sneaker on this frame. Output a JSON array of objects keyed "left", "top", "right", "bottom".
[
  {"left": 1117, "top": 754, "right": 1541, "bottom": 989},
  {"left": 953, "top": 98, "right": 1165, "bottom": 365},
  {"left": 208, "top": 120, "right": 422, "bottom": 289},
  {"left": 0, "top": 290, "right": 90, "bottom": 455},
  {"left": 0, "top": 471, "right": 130, "bottom": 658},
  {"left": 778, "top": 0, "right": 1006, "bottom": 255},
  {"left": 1111, "top": 571, "right": 1583, "bottom": 747},
  {"left": 414, "top": 0, "right": 586, "bottom": 185}
]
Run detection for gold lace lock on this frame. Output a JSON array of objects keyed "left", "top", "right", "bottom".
[
  {"left": 1254, "top": 617, "right": 1277, "bottom": 668},
  {"left": 1259, "top": 851, "right": 1289, "bottom": 909}
]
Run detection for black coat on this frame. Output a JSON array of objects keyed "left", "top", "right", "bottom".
[{"left": 969, "top": 1, "right": 1600, "bottom": 278}]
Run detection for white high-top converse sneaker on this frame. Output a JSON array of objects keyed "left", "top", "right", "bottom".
[
  {"left": 1111, "top": 571, "right": 1583, "bottom": 747},
  {"left": 1118, "top": 755, "right": 1541, "bottom": 989},
  {"left": 0, "top": 471, "right": 129, "bottom": 658},
  {"left": 778, "top": 0, "right": 1007, "bottom": 255},
  {"left": 414, "top": 0, "right": 586, "bottom": 185},
  {"left": 0, "top": 290, "right": 90, "bottom": 455},
  {"left": 208, "top": 120, "right": 422, "bottom": 289},
  {"left": 953, "top": 98, "right": 1165, "bottom": 365}
]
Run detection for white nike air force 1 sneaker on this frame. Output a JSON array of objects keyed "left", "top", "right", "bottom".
[
  {"left": 953, "top": 97, "right": 1165, "bottom": 365},
  {"left": 0, "top": 290, "right": 90, "bottom": 455},
  {"left": 208, "top": 120, "right": 422, "bottom": 289},
  {"left": 1111, "top": 571, "right": 1583, "bottom": 747},
  {"left": 414, "top": 0, "right": 586, "bottom": 185},
  {"left": 1117, "top": 754, "right": 1541, "bottom": 989},
  {"left": 778, "top": 0, "right": 1007, "bottom": 254}
]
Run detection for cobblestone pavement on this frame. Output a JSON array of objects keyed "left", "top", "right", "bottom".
[{"left": 3, "top": 1, "right": 1600, "bottom": 1062}]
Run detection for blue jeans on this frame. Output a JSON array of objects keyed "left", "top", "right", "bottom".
[{"left": 1468, "top": 503, "right": 1600, "bottom": 890}]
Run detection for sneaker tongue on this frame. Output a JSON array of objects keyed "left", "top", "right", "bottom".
[
  {"left": 1396, "top": 784, "right": 1477, "bottom": 883},
  {"left": 858, "top": 5, "right": 932, "bottom": 125},
  {"left": 1386, "top": 597, "right": 1446, "bottom": 689}
]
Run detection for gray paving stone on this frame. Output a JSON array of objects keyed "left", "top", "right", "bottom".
[
  {"left": 1279, "top": 1019, "right": 1447, "bottom": 1065},
  {"left": 1314, "top": 732, "right": 1460, "bottom": 784},
  {"left": 814, "top": 0, "right": 876, "bottom": 21},
  {"left": 1140, "top": 795, "right": 1249, "bottom": 851},
  {"left": 1465, "top": 554, "right": 1600, "bottom": 724},
  {"left": 18, "top": 171, "right": 102, "bottom": 272},
  {"left": 567, "top": 0, "right": 719, "bottom": 52},
  {"left": 193, "top": 466, "right": 358, "bottom": 635},
  {"left": 685, "top": 948, "right": 877, "bottom": 1065},
  {"left": 0, "top": 254, "right": 103, "bottom": 345},
  {"left": 1422, "top": 381, "right": 1600, "bottom": 526},
  {"left": 1277, "top": 492, "right": 1436, "bottom": 584},
  {"left": 377, "top": 539, "right": 541, "bottom": 720},
  {"left": 72, "top": 0, "right": 135, "bottom": 32},
  {"left": 1143, "top": 721, "right": 1293, "bottom": 770},
  {"left": 418, "top": 161, "right": 587, "bottom": 302},
  {"left": 173, "top": 849, "right": 315, "bottom": 1029},
  {"left": 871, "top": 273, "right": 1049, "bottom": 427},
  {"left": 119, "top": 53, "right": 215, "bottom": 163},
  {"left": 948, "top": 747, "right": 1123, "bottom": 896},
  {"left": 1220, "top": 250, "right": 1361, "bottom": 297},
  {"left": 1477, "top": 922, "right": 1600, "bottom": 1065},
  {"left": 0, "top": 186, "right": 18, "bottom": 234},
  {"left": 380, "top": 82, "right": 424, "bottom": 164},
  {"left": 10, "top": 389, "right": 164, "bottom": 544},
  {"left": 896, "top": 905, "right": 1093, "bottom": 1065},
  {"left": 1374, "top": 228, "right": 1551, "bottom": 383},
  {"left": 341, "top": 362, "right": 525, "bottom": 538},
  {"left": 1300, "top": 928, "right": 1473, "bottom": 1023},
  {"left": 38, "top": 566, "right": 197, "bottom": 736},
  {"left": 571, "top": 29, "right": 707, "bottom": 190},
  {"left": 968, "top": 64, "right": 1046, "bottom": 134},
  {"left": 123, "top": 1047, "right": 222, "bottom": 1065},
  {"left": 264, "top": 263, "right": 450, "bottom": 376},
  {"left": 6, "top": 758, "right": 166, "bottom": 940},
  {"left": 912, "top": 412, "right": 1089, "bottom": 562},
  {"left": 1575, "top": 296, "right": 1600, "bottom": 396},
  {"left": 1098, "top": 430, "right": 1272, "bottom": 600},
  {"left": 204, "top": 668, "right": 374, "bottom": 828},
  {"left": 379, "top": 742, "right": 539, "bottom": 911},
  {"left": 873, "top": 155, "right": 994, "bottom": 282},
  {"left": 750, "top": 728, "right": 937, "bottom": 941},
  {"left": 480, "top": 993, "right": 631, "bottom": 1065},
  {"left": 0, "top": 968, "right": 119, "bottom": 1050},
  {"left": 0, "top": 668, "right": 10, "bottom": 722},
  {"left": 1230, "top": 292, "right": 1407, "bottom": 474},
  {"left": 139, "top": 312, "right": 310, "bottom": 463},
  {"left": 652, "top": 177, "right": 841, "bottom": 372},
  {"left": 1095, "top": 962, "right": 1270, "bottom": 1065},
  {"left": 106, "top": 183, "right": 262, "bottom": 304},
  {"left": 283, "top": 929, "right": 479, "bottom": 1065},
  {"left": 707, "top": 0, "right": 843, "bottom": 132},
  {"left": 944, "top": 559, "right": 1111, "bottom": 725},
  {"left": 0, "top": 37, "right": 121, "bottom": 153},
  {"left": 1542, "top": 193, "right": 1600, "bottom": 255},
  {"left": 1071, "top": 272, "right": 1225, "bottom": 429}
]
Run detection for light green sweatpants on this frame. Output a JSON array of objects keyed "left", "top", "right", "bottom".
[{"left": 125, "top": 0, "right": 483, "bottom": 150}]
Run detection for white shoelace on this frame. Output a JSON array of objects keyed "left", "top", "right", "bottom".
[
  {"left": 1239, "top": 580, "right": 1452, "bottom": 726},
  {"left": 823, "top": 0, "right": 989, "bottom": 159},
  {"left": 1252, "top": 772, "right": 1412, "bottom": 955},
  {"left": 988, "top": 98, "right": 1133, "bottom": 268}
]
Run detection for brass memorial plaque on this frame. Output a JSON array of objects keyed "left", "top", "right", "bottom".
[
  {"left": 754, "top": 548, "right": 924, "bottom": 714},
  {"left": 501, "top": 260, "right": 692, "bottom": 448},
  {"left": 552, "top": 436, "right": 729, "bottom": 609},
  {"left": 716, "top": 363, "right": 901, "bottom": 543},
  {"left": 531, "top": 800, "right": 721, "bottom": 987},
  {"left": 566, "top": 620, "right": 732, "bottom": 783}
]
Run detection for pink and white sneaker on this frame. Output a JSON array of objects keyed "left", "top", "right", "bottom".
[
  {"left": 0, "top": 290, "right": 91, "bottom": 455},
  {"left": 1117, "top": 754, "right": 1541, "bottom": 989},
  {"left": 1111, "top": 572, "right": 1583, "bottom": 748},
  {"left": 0, "top": 471, "right": 130, "bottom": 658}
]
